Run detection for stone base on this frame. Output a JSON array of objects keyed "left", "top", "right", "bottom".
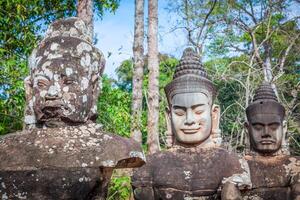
[{"left": 0, "top": 167, "right": 113, "bottom": 200}]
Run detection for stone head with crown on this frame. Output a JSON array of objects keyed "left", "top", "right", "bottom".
[
  {"left": 245, "top": 82, "right": 288, "bottom": 155},
  {"left": 164, "top": 48, "right": 221, "bottom": 147},
  {"left": 23, "top": 18, "right": 105, "bottom": 128}
]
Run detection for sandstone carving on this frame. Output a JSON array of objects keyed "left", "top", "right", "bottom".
[
  {"left": 0, "top": 17, "right": 145, "bottom": 200},
  {"left": 132, "top": 48, "right": 250, "bottom": 200},
  {"left": 241, "top": 82, "right": 300, "bottom": 199}
]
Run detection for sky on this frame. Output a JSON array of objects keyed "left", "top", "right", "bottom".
[
  {"left": 94, "top": 0, "right": 186, "bottom": 78},
  {"left": 94, "top": 0, "right": 300, "bottom": 79}
]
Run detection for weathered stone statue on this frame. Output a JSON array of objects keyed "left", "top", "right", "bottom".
[
  {"left": 0, "top": 17, "right": 145, "bottom": 200},
  {"left": 132, "top": 48, "right": 250, "bottom": 200},
  {"left": 242, "top": 82, "right": 300, "bottom": 199}
]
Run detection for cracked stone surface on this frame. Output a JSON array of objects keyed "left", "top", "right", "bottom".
[
  {"left": 132, "top": 147, "right": 247, "bottom": 200},
  {"left": 0, "top": 17, "right": 145, "bottom": 200},
  {"left": 241, "top": 155, "right": 300, "bottom": 200},
  {"left": 0, "top": 124, "right": 145, "bottom": 170}
]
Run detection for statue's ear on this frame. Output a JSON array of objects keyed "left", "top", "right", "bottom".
[
  {"left": 24, "top": 76, "right": 36, "bottom": 129},
  {"left": 281, "top": 120, "right": 290, "bottom": 155},
  {"left": 244, "top": 121, "right": 251, "bottom": 154},
  {"left": 211, "top": 104, "right": 221, "bottom": 134},
  {"left": 88, "top": 75, "right": 100, "bottom": 121},
  {"left": 24, "top": 76, "right": 33, "bottom": 103},
  {"left": 283, "top": 120, "right": 287, "bottom": 135},
  {"left": 165, "top": 107, "right": 173, "bottom": 148}
]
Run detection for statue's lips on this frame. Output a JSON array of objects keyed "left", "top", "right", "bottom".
[
  {"left": 181, "top": 128, "right": 200, "bottom": 134},
  {"left": 39, "top": 100, "right": 72, "bottom": 120},
  {"left": 42, "top": 100, "right": 64, "bottom": 108},
  {"left": 260, "top": 140, "right": 276, "bottom": 145}
]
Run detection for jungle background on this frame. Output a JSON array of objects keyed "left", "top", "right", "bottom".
[{"left": 0, "top": 0, "right": 299, "bottom": 199}]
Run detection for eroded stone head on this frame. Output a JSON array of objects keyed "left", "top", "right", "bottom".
[
  {"left": 245, "top": 82, "right": 287, "bottom": 155},
  {"left": 24, "top": 18, "right": 105, "bottom": 128},
  {"left": 164, "top": 48, "right": 221, "bottom": 147}
]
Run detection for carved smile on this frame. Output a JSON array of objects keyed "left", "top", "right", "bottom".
[
  {"left": 181, "top": 128, "right": 200, "bottom": 134},
  {"left": 260, "top": 140, "right": 275, "bottom": 145}
]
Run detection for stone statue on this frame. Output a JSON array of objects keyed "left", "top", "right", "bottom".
[
  {"left": 241, "top": 82, "right": 300, "bottom": 199},
  {"left": 0, "top": 17, "right": 145, "bottom": 200},
  {"left": 132, "top": 48, "right": 250, "bottom": 200}
]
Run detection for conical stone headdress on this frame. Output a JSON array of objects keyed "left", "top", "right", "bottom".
[
  {"left": 164, "top": 48, "right": 216, "bottom": 104},
  {"left": 246, "top": 82, "right": 285, "bottom": 120}
]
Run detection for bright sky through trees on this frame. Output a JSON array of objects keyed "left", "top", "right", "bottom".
[{"left": 94, "top": 0, "right": 186, "bottom": 78}]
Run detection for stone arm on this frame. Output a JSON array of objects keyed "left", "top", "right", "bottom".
[
  {"left": 132, "top": 164, "right": 155, "bottom": 200},
  {"left": 221, "top": 182, "right": 242, "bottom": 200},
  {"left": 290, "top": 156, "right": 300, "bottom": 200},
  {"left": 221, "top": 153, "right": 251, "bottom": 200},
  {"left": 291, "top": 183, "right": 300, "bottom": 200},
  {"left": 132, "top": 185, "right": 155, "bottom": 200}
]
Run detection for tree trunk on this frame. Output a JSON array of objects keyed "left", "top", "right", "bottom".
[
  {"left": 263, "top": 42, "right": 273, "bottom": 82},
  {"left": 147, "top": 0, "right": 160, "bottom": 154},
  {"left": 77, "top": 0, "right": 93, "bottom": 42},
  {"left": 131, "top": 0, "right": 145, "bottom": 144},
  {"left": 263, "top": 41, "right": 279, "bottom": 97}
]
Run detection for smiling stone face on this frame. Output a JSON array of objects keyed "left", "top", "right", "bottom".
[
  {"left": 164, "top": 48, "right": 221, "bottom": 147},
  {"left": 170, "top": 93, "right": 212, "bottom": 144}
]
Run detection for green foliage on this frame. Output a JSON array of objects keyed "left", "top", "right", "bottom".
[
  {"left": 107, "top": 176, "right": 132, "bottom": 200},
  {"left": 115, "top": 59, "right": 134, "bottom": 91},
  {"left": 0, "top": 56, "right": 27, "bottom": 135},
  {"left": 95, "top": 0, "right": 120, "bottom": 19},
  {"left": 157, "top": 57, "right": 178, "bottom": 145},
  {"left": 99, "top": 55, "right": 178, "bottom": 148},
  {"left": 97, "top": 75, "right": 132, "bottom": 137}
]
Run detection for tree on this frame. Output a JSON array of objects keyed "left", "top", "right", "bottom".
[
  {"left": 166, "top": 0, "right": 300, "bottom": 154},
  {"left": 147, "top": 0, "right": 160, "bottom": 154},
  {"left": 206, "top": 0, "right": 300, "bottom": 153},
  {"left": 97, "top": 75, "right": 133, "bottom": 138},
  {"left": 167, "top": 0, "right": 218, "bottom": 56},
  {"left": 112, "top": 55, "right": 178, "bottom": 148},
  {"left": 77, "top": 0, "right": 94, "bottom": 41},
  {"left": 131, "top": 0, "right": 145, "bottom": 144},
  {"left": 218, "top": 0, "right": 299, "bottom": 150}
]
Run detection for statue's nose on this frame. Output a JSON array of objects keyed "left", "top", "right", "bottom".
[
  {"left": 185, "top": 110, "right": 195, "bottom": 125},
  {"left": 262, "top": 126, "right": 271, "bottom": 138},
  {"left": 46, "top": 85, "right": 60, "bottom": 99}
]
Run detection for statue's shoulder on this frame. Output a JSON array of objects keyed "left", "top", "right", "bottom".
[
  {"left": 286, "top": 155, "right": 300, "bottom": 178},
  {"left": 0, "top": 124, "right": 145, "bottom": 170}
]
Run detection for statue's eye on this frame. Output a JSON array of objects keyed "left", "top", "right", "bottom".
[
  {"left": 194, "top": 110, "right": 203, "bottom": 115},
  {"left": 37, "top": 80, "right": 48, "bottom": 88},
  {"left": 253, "top": 124, "right": 263, "bottom": 131},
  {"left": 174, "top": 110, "right": 185, "bottom": 116},
  {"left": 269, "top": 123, "right": 279, "bottom": 130}
]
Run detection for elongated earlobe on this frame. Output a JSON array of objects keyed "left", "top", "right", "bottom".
[
  {"left": 281, "top": 120, "right": 290, "bottom": 155},
  {"left": 24, "top": 76, "right": 36, "bottom": 129},
  {"left": 165, "top": 107, "right": 173, "bottom": 148},
  {"left": 211, "top": 104, "right": 221, "bottom": 146},
  {"left": 244, "top": 121, "right": 250, "bottom": 154},
  {"left": 211, "top": 104, "right": 220, "bottom": 133}
]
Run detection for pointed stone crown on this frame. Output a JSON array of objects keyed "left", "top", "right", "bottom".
[
  {"left": 173, "top": 48, "right": 209, "bottom": 79},
  {"left": 246, "top": 82, "right": 285, "bottom": 119},
  {"left": 253, "top": 81, "right": 278, "bottom": 102},
  {"left": 164, "top": 48, "right": 216, "bottom": 104}
]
